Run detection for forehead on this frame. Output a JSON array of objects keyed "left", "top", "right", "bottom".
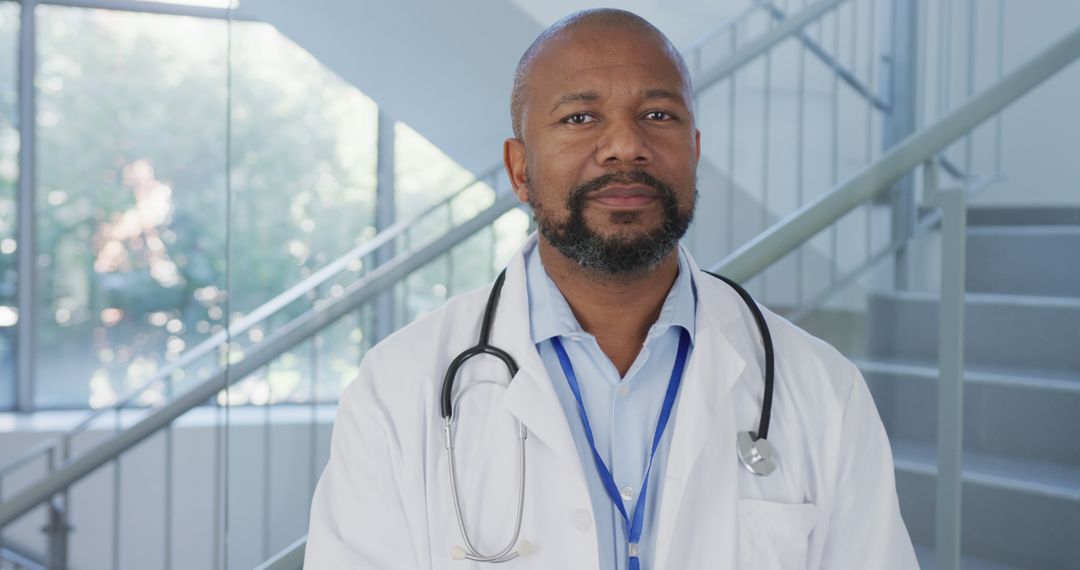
[{"left": 525, "top": 26, "right": 690, "bottom": 105}]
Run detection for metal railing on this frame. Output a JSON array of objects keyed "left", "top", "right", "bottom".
[
  {"left": 0, "top": 164, "right": 508, "bottom": 569},
  {"left": 255, "top": 20, "right": 1080, "bottom": 570},
  {"left": 0, "top": 3, "right": 859, "bottom": 566},
  {"left": 2, "top": 0, "right": 1057, "bottom": 567}
]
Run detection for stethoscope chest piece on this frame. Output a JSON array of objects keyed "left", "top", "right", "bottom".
[{"left": 736, "top": 431, "right": 777, "bottom": 476}]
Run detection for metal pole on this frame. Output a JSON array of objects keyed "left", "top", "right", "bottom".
[
  {"left": 726, "top": 29, "right": 737, "bottom": 255},
  {"left": 993, "top": 0, "right": 1005, "bottom": 175},
  {"left": 885, "top": 0, "right": 919, "bottom": 290},
  {"left": 164, "top": 379, "right": 174, "bottom": 570},
  {"left": 261, "top": 367, "right": 272, "bottom": 562},
  {"left": 43, "top": 446, "right": 67, "bottom": 570},
  {"left": 963, "top": 0, "right": 977, "bottom": 177},
  {"left": 373, "top": 111, "right": 396, "bottom": 343},
  {"left": 829, "top": 8, "right": 840, "bottom": 288},
  {"left": 111, "top": 411, "right": 122, "bottom": 570},
  {"left": 16, "top": 0, "right": 37, "bottom": 413},
  {"left": 795, "top": 28, "right": 806, "bottom": 307},
  {"left": 760, "top": 43, "right": 772, "bottom": 298},
  {"left": 925, "top": 159, "right": 966, "bottom": 570}
]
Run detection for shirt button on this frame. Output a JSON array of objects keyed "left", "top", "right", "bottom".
[
  {"left": 620, "top": 486, "right": 635, "bottom": 502},
  {"left": 571, "top": 508, "right": 592, "bottom": 532},
  {"left": 618, "top": 385, "right": 630, "bottom": 397}
]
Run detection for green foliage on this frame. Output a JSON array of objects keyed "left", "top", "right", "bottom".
[{"left": 32, "top": 8, "right": 377, "bottom": 407}]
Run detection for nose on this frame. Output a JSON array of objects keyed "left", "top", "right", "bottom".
[{"left": 595, "top": 118, "right": 652, "bottom": 167}]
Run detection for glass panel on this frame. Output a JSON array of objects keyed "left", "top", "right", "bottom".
[
  {"left": 35, "top": 6, "right": 229, "bottom": 408},
  {"left": 0, "top": 1, "right": 18, "bottom": 410},
  {"left": 223, "top": 18, "right": 378, "bottom": 569},
  {"left": 222, "top": 19, "right": 377, "bottom": 412}
]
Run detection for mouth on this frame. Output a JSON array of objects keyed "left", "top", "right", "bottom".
[{"left": 588, "top": 184, "right": 661, "bottom": 208}]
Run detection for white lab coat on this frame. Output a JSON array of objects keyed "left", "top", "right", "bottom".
[{"left": 305, "top": 235, "right": 918, "bottom": 569}]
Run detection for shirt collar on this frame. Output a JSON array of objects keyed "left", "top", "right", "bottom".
[{"left": 524, "top": 240, "right": 697, "bottom": 346}]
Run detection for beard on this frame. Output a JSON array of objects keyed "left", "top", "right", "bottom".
[{"left": 527, "top": 169, "right": 696, "bottom": 277}]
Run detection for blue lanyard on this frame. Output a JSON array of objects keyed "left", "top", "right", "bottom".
[{"left": 550, "top": 330, "right": 690, "bottom": 570}]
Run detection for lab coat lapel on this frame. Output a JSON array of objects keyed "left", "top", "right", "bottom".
[
  {"left": 653, "top": 259, "right": 750, "bottom": 567},
  {"left": 494, "top": 238, "right": 591, "bottom": 487}
]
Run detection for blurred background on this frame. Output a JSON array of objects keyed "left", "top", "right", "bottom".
[{"left": 0, "top": 0, "right": 1076, "bottom": 568}]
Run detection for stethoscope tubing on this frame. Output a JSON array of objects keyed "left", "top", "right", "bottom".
[
  {"left": 704, "top": 271, "right": 775, "bottom": 441},
  {"left": 439, "top": 266, "right": 778, "bottom": 562}
]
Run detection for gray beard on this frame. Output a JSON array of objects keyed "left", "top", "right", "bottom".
[{"left": 528, "top": 170, "right": 695, "bottom": 277}]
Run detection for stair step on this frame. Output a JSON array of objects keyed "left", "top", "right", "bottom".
[
  {"left": 912, "top": 545, "right": 1024, "bottom": 570},
  {"left": 891, "top": 439, "right": 1080, "bottom": 570},
  {"left": 866, "top": 291, "right": 1080, "bottom": 377},
  {"left": 966, "top": 226, "right": 1080, "bottom": 297},
  {"left": 967, "top": 206, "right": 1080, "bottom": 227},
  {"left": 892, "top": 440, "right": 1080, "bottom": 502},
  {"left": 855, "top": 359, "right": 1080, "bottom": 467}
]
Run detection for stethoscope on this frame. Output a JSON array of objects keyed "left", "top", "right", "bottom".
[{"left": 441, "top": 268, "right": 778, "bottom": 563}]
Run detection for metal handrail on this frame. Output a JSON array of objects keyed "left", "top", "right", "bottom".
[
  {"left": 712, "top": 24, "right": 1080, "bottom": 281},
  {"left": 0, "top": 163, "right": 502, "bottom": 478},
  {"left": 5, "top": 6, "right": 1076, "bottom": 558},
  {"left": 693, "top": 0, "right": 846, "bottom": 90},
  {"left": 0, "top": 546, "right": 46, "bottom": 570},
  {"left": 250, "top": 21, "right": 1080, "bottom": 570},
  {"left": 0, "top": 0, "right": 872, "bottom": 530},
  {"left": 255, "top": 535, "right": 306, "bottom": 570},
  {"left": 0, "top": 0, "right": 851, "bottom": 484},
  {"left": 683, "top": 1, "right": 763, "bottom": 53},
  {"left": 755, "top": 0, "right": 889, "bottom": 111},
  {"left": 0, "top": 190, "right": 523, "bottom": 529}
]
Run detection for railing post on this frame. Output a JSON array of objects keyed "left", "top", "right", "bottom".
[
  {"left": 884, "top": 0, "right": 920, "bottom": 289},
  {"left": 373, "top": 111, "right": 397, "bottom": 343},
  {"left": 16, "top": 0, "right": 38, "bottom": 413},
  {"left": 924, "top": 158, "right": 966, "bottom": 570},
  {"left": 42, "top": 446, "right": 69, "bottom": 570}
]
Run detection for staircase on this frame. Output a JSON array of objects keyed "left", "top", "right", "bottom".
[{"left": 859, "top": 207, "right": 1080, "bottom": 569}]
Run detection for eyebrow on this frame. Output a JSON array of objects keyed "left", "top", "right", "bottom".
[
  {"left": 550, "top": 91, "right": 601, "bottom": 113},
  {"left": 642, "top": 88, "right": 686, "bottom": 105},
  {"left": 549, "top": 88, "right": 688, "bottom": 113}
]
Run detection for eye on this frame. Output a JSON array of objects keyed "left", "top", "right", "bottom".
[
  {"left": 564, "top": 113, "right": 596, "bottom": 125},
  {"left": 644, "top": 110, "right": 675, "bottom": 121}
]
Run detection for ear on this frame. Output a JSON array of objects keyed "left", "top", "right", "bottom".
[
  {"left": 694, "top": 128, "right": 701, "bottom": 163},
  {"left": 503, "top": 138, "right": 529, "bottom": 204}
]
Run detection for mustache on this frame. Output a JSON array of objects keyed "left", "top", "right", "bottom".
[{"left": 567, "top": 170, "right": 676, "bottom": 207}]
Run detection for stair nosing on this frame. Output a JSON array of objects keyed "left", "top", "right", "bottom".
[
  {"left": 872, "top": 290, "right": 1080, "bottom": 308},
  {"left": 852, "top": 358, "right": 1080, "bottom": 394},
  {"left": 891, "top": 442, "right": 1080, "bottom": 503},
  {"left": 967, "top": 225, "right": 1080, "bottom": 236}
]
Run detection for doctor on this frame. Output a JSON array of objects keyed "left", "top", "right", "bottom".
[{"left": 306, "top": 8, "right": 917, "bottom": 569}]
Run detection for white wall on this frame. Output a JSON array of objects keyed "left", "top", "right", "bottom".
[{"left": 0, "top": 407, "right": 334, "bottom": 570}]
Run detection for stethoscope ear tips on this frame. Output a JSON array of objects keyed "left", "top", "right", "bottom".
[
  {"left": 451, "top": 546, "right": 467, "bottom": 560},
  {"left": 737, "top": 431, "right": 778, "bottom": 476},
  {"left": 517, "top": 541, "right": 534, "bottom": 555}
]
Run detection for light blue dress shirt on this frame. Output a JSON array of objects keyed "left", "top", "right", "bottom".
[{"left": 524, "top": 243, "right": 696, "bottom": 570}]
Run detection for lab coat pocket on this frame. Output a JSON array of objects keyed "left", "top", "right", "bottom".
[{"left": 737, "top": 498, "right": 817, "bottom": 570}]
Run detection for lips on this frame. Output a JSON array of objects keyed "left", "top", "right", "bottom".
[{"left": 589, "top": 184, "right": 660, "bottom": 208}]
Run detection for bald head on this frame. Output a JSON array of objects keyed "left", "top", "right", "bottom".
[{"left": 510, "top": 9, "right": 692, "bottom": 140}]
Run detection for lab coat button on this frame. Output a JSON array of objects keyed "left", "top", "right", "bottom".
[
  {"left": 571, "top": 508, "right": 592, "bottom": 531},
  {"left": 620, "top": 486, "right": 635, "bottom": 502},
  {"left": 618, "top": 386, "right": 630, "bottom": 397}
]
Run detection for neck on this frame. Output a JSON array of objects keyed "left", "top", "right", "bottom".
[{"left": 538, "top": 239, "right": 680, "bottom": 376}]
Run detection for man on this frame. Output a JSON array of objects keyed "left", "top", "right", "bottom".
[{"left": 306, "top": 9, "right": 917, "bottom": 569}]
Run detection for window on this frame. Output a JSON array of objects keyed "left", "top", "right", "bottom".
[
  {"left": 34, "top": 7, "right": 377, "bottom": 408},
  {"left": 223, "top": 21, "right": 378, "bottom": 406}
]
